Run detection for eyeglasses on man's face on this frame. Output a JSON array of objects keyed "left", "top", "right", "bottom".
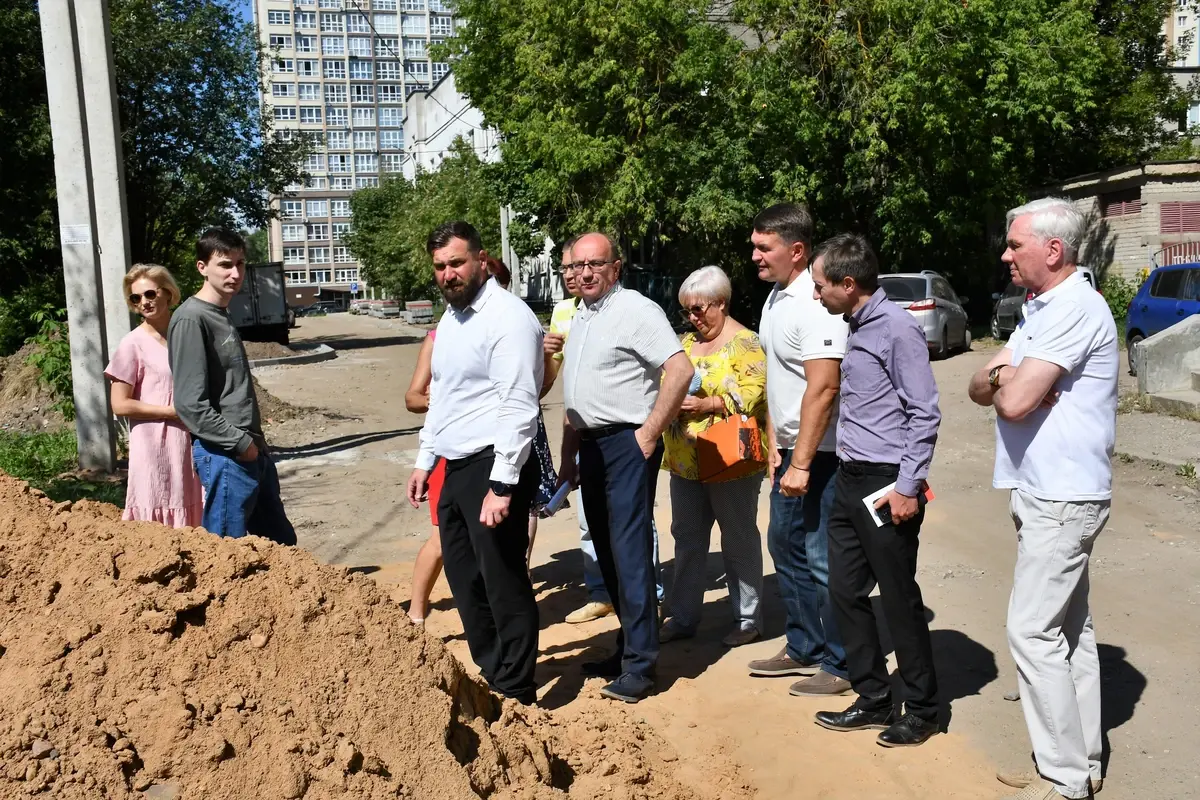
[{"left": 559, "top": 259, "right": 615, "bottom": 274}]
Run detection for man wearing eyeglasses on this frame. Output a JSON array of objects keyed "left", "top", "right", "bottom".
[{"left": 556, "top": 232, "right": 693, "bottom": 703}]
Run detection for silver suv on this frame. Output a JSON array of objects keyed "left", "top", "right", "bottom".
[{"left": 878, "top": 271, "right": 971, "bottom": 358}]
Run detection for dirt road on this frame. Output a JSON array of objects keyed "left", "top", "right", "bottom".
[{"left": 256, "top": 312, "right": 1200, "bottom": 799}]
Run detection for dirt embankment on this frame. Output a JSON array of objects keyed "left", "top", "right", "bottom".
[
  {"left": 0, "top": 474, "right": 734, "bottom": 800},
  {"left": 0, "top": 343, "right": 65, "bottom": 433}
]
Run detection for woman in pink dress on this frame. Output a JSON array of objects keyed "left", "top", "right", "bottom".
[{"left": 104, "top": 264, "right": 203, "bottom": 527}]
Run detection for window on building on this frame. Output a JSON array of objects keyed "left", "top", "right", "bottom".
[
  {"left": 334, "top": 252, "right": 355, "bottom": 268},
  {"left": 284, "top": 181, "right": 304, "bottom": 194},
  {"left": 378, "top": 107, "right": 403, "bottom": 126},
  {"left": 376, "top": 84, "right": 403, "bottom": 103},
  {"left": 284, "top": 270, "right": 308, "bottom": 285},
  {"left": 299, "top": 106, "right": 322, "bottom": 123},
  {"left": 273, "top": 59, "right": 295, "bottom": 74},
  {"left": 304, "top": 153, "right": 325, "bottom": 171},
  {"left": 402, "top": 38, "right": 426, "bottom": 59},
  {"left": 332, "top": 223, "right": 351, "bottom": 239},
  {"left": 376, "top": 60, "right": 401, "bottom": 80},
  {"left": 306, "top": 199, "right": 329, "bottom": 217},
  {"left": 308, "top": 223, "right": 330, "bottom": 240},
  {"left": 429, "top": 0, "right": 448, "bottom": 10},
  {"left": 381, "top": 153, "right": 405, "bottom": 172},
  {"left": 373, "top": 0, "right": 397, "bottom": 9},
  {"left": 1180, "top": 15, "right": 1188, "bottom": 26},
  {"left": 331, "top": 176, "right": 353, "bottom": 189},
  {"left": 352, "top": 106, "right": 376, "bottom": 126},
  {"left": 267, "top": 10, "right": 291, "bottom": 24},
  {"left": 374, "top": 13, "right": 399, "bottom": 33},
  {"left": 283, "top": 247, "right": 305, "bottom": 265},
  {"left": 379, "top": 129, "right": 403, "bottom": 149},
  {"left": 348, "top": 84, "right": 372, "bottom": 103},
  {"left": 355, "top": 153, "right": 378, "bottom": 172},
  {"left": 346, "top": 13, "right": 370, "bottom": 32},
  {"left": 345, "top": 36, "right": 369, "bottom": 57},
  {"left": 321, "top": 12, "right": 344, "bottom": 31},
  {"left": 306, "top": 176, "right": 328, "bottom": 189},
  {"left": 300, "top": 36, "right": 322, "bottom": 53},
  {"left": 295, "top": 11, "right": 317, "bottom": 28},
  {"left": 321, "top": 36, "right": 344, "bottom": 54},
  {"left": 282, "top": 223, "right": 305, "bottom": 242},
  {"left": 335, "top": 267, "right": 359, "bottom": 281},
  {"left": 324, "top": 84, "right": 347, "bottom": 103},
  {"left": 327, "top": 130, "right": 349, "bottom": 148},
  {"left": 431, "top": 62, "right": 449, "bottom": 82},
  {"left": 353, "top": 130, "right": 377, "bottom": 149},
  {"left": 401, "top": 14, "right": 427, "bottom": 34},
  {"left": 355, "top": 176, "right": 380, "bottom": 189},
  {"left": 375, "top": 37, "right": 400, "bottom": 58},
  {"left": 329, "top": 154, "right": 352, "bottom": 172},
  {"left": 326, "top": 106, "right": 349, "bottom": 125},
  {"left": 429, "top": 15, "right": 451, "bottom": 36},
  {"left": 273, "top": 106, "right": 297, "bottom": 121},
  {"left": 1100, "top": 188, "right": 1141, "bottom": 219},
  {"left": 297, "top": 59, "right": 319, "bottom": 76},
  {"left": 282, "top": 200, "right": 303, "bottom": 218},
  {"left": 272, "top": 83, "right": 296, "bottom": 98},
  {"left": 296, "top": 83, "right": 319, "bottom": 101},
  {"left": 319, "top": 0, "right": 343, "bottom": 7},
  {"left": 406, "top": 60, "right": 429, "bottom": 82},
  {"left": 349, "top": 60, "right": 373, "bottom": 79},
  {"left": 323, "top": 59, "right": 346, "bottom": 78},
  {"left": 1160, "top": 201, "right": 1200, "bottom": 233},
  {"left": 311, "top": 268, "right": 332, "bottom": 283},
  {"left": 269, "top": 34, "right": 293, "bottom": 49},
  {"left": 331, "top": 199, "right": 352, "bottom": 217},
  {"left": 296, "top": 0, "right": 316, "bottom": 5}
]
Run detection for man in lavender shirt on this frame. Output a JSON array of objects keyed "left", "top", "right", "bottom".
[{"left": 808, "top": 233, "right": 943, "bottom": 748}]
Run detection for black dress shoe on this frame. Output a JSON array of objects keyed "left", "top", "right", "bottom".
[
  {"left": 876, "top": 713, "right": 939, "bottom": 748},
  {"left": 814, "top": 702, "right": 897, "bottom": 732},
  {"left": 581, "top": 654, "right": 622, "bottom": 678}
]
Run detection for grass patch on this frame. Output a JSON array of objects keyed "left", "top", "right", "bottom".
[
  {"left": 0, "top": 429, "right": 125, "bottom": 506},
  {"left": 1117, "top": 392, "right": 1154, "bottom": 415}
]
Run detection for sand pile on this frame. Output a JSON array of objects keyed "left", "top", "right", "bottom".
[{"left": 0, "top": 474, "right": 711, "bottom": 800}]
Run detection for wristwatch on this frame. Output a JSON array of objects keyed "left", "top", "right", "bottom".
[
  {"left": 489, "top": 481, "right": 515, "bottom": 497},
  {"left": 988, "top": 365, "right": 1004, "bottom": 388}
]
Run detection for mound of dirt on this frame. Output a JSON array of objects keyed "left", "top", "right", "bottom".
[
  {"left": 0, "top": 343, "right": 66, "bottom": 433},
  {"left": 0, "top": 474, "right": 720, "bottom": 800},
  {"left": 244, "top": 342, "right": 299, "bottom": 361}
]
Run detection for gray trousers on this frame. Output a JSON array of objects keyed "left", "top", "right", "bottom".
[{"left": 666, "top": 472, "right": 764, "bottom": 633}]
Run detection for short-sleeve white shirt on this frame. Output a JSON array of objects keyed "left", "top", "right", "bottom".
[
  {"left": 759, "top": 268, "right": 850, "bottom": 452},
  {"left": 993, "top": 271, "right": 1119, "bottom": 501}
]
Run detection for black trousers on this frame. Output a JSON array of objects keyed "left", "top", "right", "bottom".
[
  {"left": 437, "top": 448, "right": 539, "bottom": 703},
  {"left": 827, "top": 461, "right": 939, "bottom": 721}
]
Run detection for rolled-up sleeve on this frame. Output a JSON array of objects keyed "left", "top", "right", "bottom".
[
  {"left": 487, "top": 316, "right": 544, "bottom": 484},
  {"left": 888, "top": 322, "right": 941, "bottom": 496}
]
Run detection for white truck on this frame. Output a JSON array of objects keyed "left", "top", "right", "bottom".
[{"left": 227, "top": 261, "right": 290, "bottom": 345}]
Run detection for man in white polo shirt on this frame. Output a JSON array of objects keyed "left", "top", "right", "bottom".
[
  {"left": 969, "top": 197, "right": 1118, "bottom": 800},
  {"left": 747, "top": 203, "right": 852, "bottom": 697}
]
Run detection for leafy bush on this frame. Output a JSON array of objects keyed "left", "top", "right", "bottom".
[
  {"left": 24, "top": 307, "right": 75, "bottom": 421},
  {"left": 0, "top": 278, "right": 64, "bottom": 357},
  {"left": 1100, "top": 273, "right": 1144, "bottom": 323},
  {"left": 0, "top": 429, "right": 126, "bottom": 506}
]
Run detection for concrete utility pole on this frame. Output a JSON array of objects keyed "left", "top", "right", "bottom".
[
  {"left": 499, "top": 205, "right": 520, "bottom": 295},
  {"left": 40, "top": 0, "right": 117, "bottom": 471},
  {"left": 74, "top": 0, "right": 133, "bottom": 354}
]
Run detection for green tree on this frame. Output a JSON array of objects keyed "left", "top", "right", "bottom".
[
  {"left": 243, "top": 228, "right": 269, "bottom": 263},
  {"left": 345, "top": 138, "right": 538, "bottom": 300}
]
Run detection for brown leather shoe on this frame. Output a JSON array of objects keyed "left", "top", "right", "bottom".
[
  {"left": 997, "top": 767, "right": 1103, "bottom": 794},
  {"left": 747, "top": 646, "right": 819, "bottom": 677},
  {"left": 788, "top": 670, "right": 852, "bottom": 696}
]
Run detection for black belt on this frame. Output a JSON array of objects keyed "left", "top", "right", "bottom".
[
  {"left": 578, "top": 423, "right": 638, "bottom": 442},
  {"left": 838, "top": 459, "right": 900, "bottom": 477}
]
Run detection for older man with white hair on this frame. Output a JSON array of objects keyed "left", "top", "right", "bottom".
[{"left": 969, "top": 197, "right": 1118, "bottom": 800}]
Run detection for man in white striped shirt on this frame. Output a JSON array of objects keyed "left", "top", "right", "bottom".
[{"left": 557, "top": 232, "right": 693, "bottom": 703}]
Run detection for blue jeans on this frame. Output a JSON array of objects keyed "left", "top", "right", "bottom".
[
  {"left": 768, "top": 448, "right": 847, "bottom": 678},
  {"left": 579, "top": 487, "right": 663, "bottom": 604},
  {"left": 192, "top": 439, "right": 297, "bottom": 545}
]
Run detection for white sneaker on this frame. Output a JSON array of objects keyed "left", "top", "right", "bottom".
[{"left": 565, "top": 601, "right": 614, "bottom": 624}]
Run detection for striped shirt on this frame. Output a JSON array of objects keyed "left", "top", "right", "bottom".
[{"left": 562, "top": 284, "right": 683, "bottom": 430}]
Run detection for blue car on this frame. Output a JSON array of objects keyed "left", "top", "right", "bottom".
[{"left": 1126, "top": 263, "right": 1200, "bottom": 375}]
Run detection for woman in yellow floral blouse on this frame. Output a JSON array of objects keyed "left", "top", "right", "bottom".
[{"left": 661, "top": 266, "right": 767, "bottom": 648}]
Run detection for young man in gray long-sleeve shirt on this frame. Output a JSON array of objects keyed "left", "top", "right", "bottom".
[{"left": 167, "top": 228, "right": 296, "bottom": 544}]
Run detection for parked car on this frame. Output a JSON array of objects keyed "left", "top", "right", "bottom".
[
  {"left": 878, "top": 271, "right": 970, "bottom": 357},
  {"left": 1126, "top": 262, "right": 1200, "bottom": 376},
  {"left": 990, "top": 266, "right": 1097, "bottom": 340}
]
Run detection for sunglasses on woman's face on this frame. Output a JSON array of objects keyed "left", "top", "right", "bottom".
[{"left": 129, "top": 289, "right": 159, "bottom": 305}]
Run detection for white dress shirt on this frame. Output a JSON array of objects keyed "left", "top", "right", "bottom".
[{"left": 416, "top": 277, "right": 544, "bottom": 484}]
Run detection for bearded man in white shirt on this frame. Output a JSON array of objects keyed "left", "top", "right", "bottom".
[
  {"left": 406, "top": 221, "right": 545, "bottom": 706},
  {"left": 969, "top": 198, "right": 1118, "bottom": 800}
]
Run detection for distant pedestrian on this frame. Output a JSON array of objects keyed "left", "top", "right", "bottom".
[
  {"left": 105, "top": 264, "right": 202, "bottom": 528},
  {"left": 556, "top": 232, "right": 693, "bottom": 703},
  {"left": 168, "top": 228, "right": 296, "bottom": 544},
  {"left": 659, "top": 265, "right": 766, "bottom": 649},
  {"left": 406, "top": 221, "right": 544, "bottom": 705},
  {"left": 809, "top": 233, "right": 942, "bottom": 748},
  {"left": 969, "top": 198, "right": 1117, "bottom": 800},
  {"left": 746, "top": 203, "right": 852, "bottom": 699}
]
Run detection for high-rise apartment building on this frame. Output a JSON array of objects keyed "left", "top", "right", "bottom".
[
  {"left": 253, "top": 0, "right": 456, "bottom": 304},
  {"left": 1166, "top": 1, "right": 1200, "bottom": 129}
]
